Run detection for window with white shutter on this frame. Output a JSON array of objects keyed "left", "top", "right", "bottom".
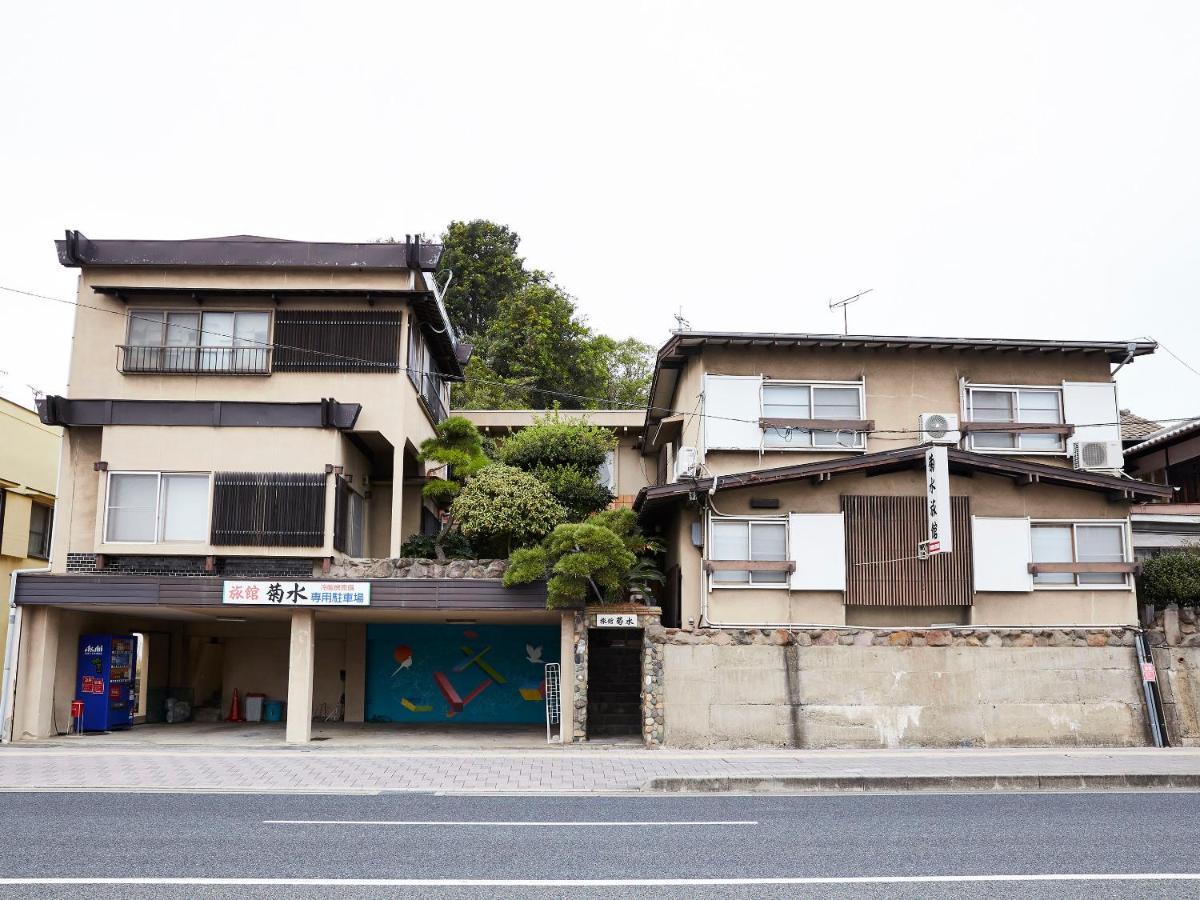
[{"left": 971, "top": 516, "right": 1033, "bottom": 592}]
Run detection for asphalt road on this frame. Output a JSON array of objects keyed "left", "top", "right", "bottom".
[{"left": 0, "top": 791, "right": 1197, "bottom": 899}]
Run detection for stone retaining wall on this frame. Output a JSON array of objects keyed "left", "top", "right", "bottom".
[
  {"left": 1150, "top": 606, "right": 1200, "bottom": 746},
  {"left": 650, "top": 623, "right": 1148, "bottom": 750},
  {"left": 327, "top": 558, "right": 509, "bottom": 579}
]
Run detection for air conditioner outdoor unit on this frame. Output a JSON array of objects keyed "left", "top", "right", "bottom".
[
  {"left": 674, "top": 446, "right": 699, "bottom": 480},
  {"left": 919, "top": 413, "right": 961, "bottom": 445},
  {"left": 1072, "top": 439, "right": 1123, "bottom": 471}
]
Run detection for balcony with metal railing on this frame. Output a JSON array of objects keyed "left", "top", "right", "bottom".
[
  {"left": 409, "top": 369, "right": 449, "bottom": 423},
  {"left": 118, "top": 345, "right": 273, "bottom": 374}
]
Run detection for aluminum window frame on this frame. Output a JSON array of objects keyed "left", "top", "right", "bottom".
[
  {"left": 706, "top": 512, "right": 791, "bottom": 590},
  {"left": 965, "top": 383, "right": 1067, "bottom": 455},
  {"left": 124, "top": 308, "right": 275, "bottom": 374},
  {"left": 27, "top": 501, "right": 53, "bottom": 560},
  {"left": 103, "top": 470, "right": 213, "bottom": 545},
  {"left": 760, "top": 378, "right": 867, "bottom": 452},
  {"left": 1029, "top": 518, "right": 1132, "bottom": 590}
]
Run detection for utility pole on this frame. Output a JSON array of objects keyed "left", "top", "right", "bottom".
[{"left": 828, "top": 289, "right": 873, "bottom": 335}]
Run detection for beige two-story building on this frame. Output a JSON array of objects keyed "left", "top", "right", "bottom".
[
  {"left": 2, "top": 232, "right": 574, "bottom": 745},
  {"left": 635, "top": 332, "right": 1172, "bottom": 631}
]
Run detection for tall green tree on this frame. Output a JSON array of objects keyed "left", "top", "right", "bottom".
[
  {"left": 437, "top": 220, "right": 538, "bottom": 339},
  {"left": 416, "top": 416, "right": 490, "bottom": 561},
  {"left": 473, "top": 283, "right": 608, "bottom": 409},
  {"left": 596, "top": 337, "right": 656, "bottom": 409},
  {"left": 436, "top": 219, "right": 655, "bottom": 411}
]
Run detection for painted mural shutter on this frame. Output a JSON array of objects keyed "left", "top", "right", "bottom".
[
  {"left": 971, "top": 516, "right": 1033, "bottom": 592},
  {"left": 842, "top": 495, "right": 973, "bottom": 606},
  {"left": 703, "top": 375, "right": 763, "bottom": 451},
  {"left": 788, "top": 513, "right": 846, "bottom": 591},
  {"left": 211, "top": 472, "right": 327, "bottom": 547},
  {"left": 1062, "top": 381, "right": 1121, "bottom": 445}
]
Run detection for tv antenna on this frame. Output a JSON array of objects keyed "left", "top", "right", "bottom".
[
  {"left": 829, "top": 289, "right": 873, "bottom": 335},
  {"left": 672, "top": 307, "right": 691, "bottom": 333}
]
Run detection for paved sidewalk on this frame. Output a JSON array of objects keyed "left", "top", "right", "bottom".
[{"left": 2, "top": 744, "right": 1199, "bottom": 793}]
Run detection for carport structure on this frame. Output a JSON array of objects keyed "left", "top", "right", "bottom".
[{"left": 5, "top": 574, "right": 575, "bottom": 745}]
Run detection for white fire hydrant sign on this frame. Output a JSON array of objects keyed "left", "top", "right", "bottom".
[
  {"left": 925, "top": 445, "right": 953, "bottom": 554},
  {"left": 222, "top": 580, "right": 371, "bottom": 606}
]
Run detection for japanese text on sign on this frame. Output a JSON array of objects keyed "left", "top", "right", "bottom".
[
  {"left": 222, "top": 580, "right": 371, "bottom": 607},
  {"left": 596, "top": 613, "right": 638, "bottom": 628},
  {"left": 924, "top": 445, "right": 953, "bottom": 554}
]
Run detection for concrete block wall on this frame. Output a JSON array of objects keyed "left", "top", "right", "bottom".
[{"left": 661, "top": 630, "right": 1149, "bottom": 749}]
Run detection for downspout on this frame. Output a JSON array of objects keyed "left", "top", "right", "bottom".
[{"left": 1, "top": 565, "right": 50, "bottom": 744}]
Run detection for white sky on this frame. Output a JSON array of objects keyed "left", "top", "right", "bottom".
[{"left": 1, "top": 1, "right": 1197, "bottom": 421}]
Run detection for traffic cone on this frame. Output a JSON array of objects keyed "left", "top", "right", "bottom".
[{"left": 227, "top": 688, "right": 244, "bottom": 722}]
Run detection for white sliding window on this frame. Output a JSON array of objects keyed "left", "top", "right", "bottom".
[
  {"left": 106, "top": 473, "right": 210, "bottom": 543},
  {"left": 709, "top": 517, "right": 788, "bottom": 586},
  {"left": 762, "top": 382, "right": 865, "bottom": 450},
  {"left": 967, "top": 386, "right": 1065, "bottom": 452},
  {"left": 1030, "top": 521, "right": 1129, "bottom": 587}
]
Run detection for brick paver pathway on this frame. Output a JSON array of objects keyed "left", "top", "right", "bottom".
[{"left": 2, "top": 745, "right": 1199, "bottom": 793}]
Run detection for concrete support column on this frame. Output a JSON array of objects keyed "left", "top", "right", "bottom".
[
  {"left": 285, "top": 609, "right": 316, "bottom": 744},
  {"left": 344, "top": 623, "right": 366, "bottom": 723},
  {"left": 13, "top": 606, "right": 60, "bottom": 740},
  {"left": 389, "top": 455, "right": 406, "bottom": 558},
  {"left": 559, "top": 614, "right": 575, "bottom": 743}
]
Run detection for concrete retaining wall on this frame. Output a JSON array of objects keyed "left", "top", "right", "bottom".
[{"left": 663, "top": 640, "right": 1148, "bottom": 749}]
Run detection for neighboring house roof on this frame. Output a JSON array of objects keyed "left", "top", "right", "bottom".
[
  {"left": 645, "top": 331, "right": 1156, "bottom": 428},
  {"left": 54, "top": 230, "right": 443, "bottom": 271},
  {"left": 1120, "top": 409, "right": 1162, "bottom": 442},
  {"left": 633, "top": 445, "right": 1173, "bottom": 514},
  {"left": 1125, "top": 417, "right": 1200, "bottom": 457}
]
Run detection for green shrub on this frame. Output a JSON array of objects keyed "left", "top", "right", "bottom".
[
  {"left": 504, "top": 522, "right": 636, "bottom": 608},
  {"left": 504, "top": 508, "right": 664, "bottom": 609},
  {"left": 398, "top": 530, "right": 476, "bottom": 560},
  {"left": 496, "top": 414, "right": 617, "bottom": 521},
  {"left": 1141, "top": 549, "right": 1200, "bottom": 608},
  {"left": 451, "top": 465, "right": 565, "bottom": 555}
]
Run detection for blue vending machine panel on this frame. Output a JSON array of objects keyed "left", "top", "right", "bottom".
[{"left": 76, "top": 634, "right": 136, "bottom": 731}]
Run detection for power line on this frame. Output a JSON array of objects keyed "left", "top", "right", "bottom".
[{"left": 0, "top": 283, "right": 1195, "bottom": 436}]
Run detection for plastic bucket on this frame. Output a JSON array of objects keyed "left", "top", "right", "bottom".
[
  {"left": 263, "top": 700, "right": 284, "bottom": 722},
  {"left": 244, "top": 693, "right": 266, "bottom": 723}
]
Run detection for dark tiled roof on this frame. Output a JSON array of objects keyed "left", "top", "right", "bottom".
[
  {"left": 1120, "top": 409, "right": 1163, "bottom": 442},
  {"left": 55, "top": 230, "right": 442, "bottom": 271},
  {"left": 634, "top": 445, "right": 1173, "bottom": 515}
]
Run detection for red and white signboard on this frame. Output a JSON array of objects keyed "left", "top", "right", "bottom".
[
  {"left": 925, "top": 445, "right": 953, "bottom": 554},
  {"left": 222, "top": 580, "right": 371, "bottom": 607}
]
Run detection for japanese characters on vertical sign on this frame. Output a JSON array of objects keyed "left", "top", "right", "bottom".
[
  {"left": 924, "top": 445, "right": 953, "bottom": 554},
  {"left": 222, "top": 580, "right": 371, "bottom": 606}
]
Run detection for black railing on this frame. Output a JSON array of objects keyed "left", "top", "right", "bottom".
[
  {"left": 409, "top": 369, "right": 448, "bottom": 423},
  {"left": 118, "top": 345, "right": 272, "bottom": 374}
]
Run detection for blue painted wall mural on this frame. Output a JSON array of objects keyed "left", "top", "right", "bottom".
[{"left": 365, "top": 623, "right": 559, "bottom": 724}]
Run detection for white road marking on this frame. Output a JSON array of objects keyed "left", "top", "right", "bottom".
[
  {"left": 263, "top": 819, "right": 758, "bottom": 826},
  {"left": 0, "top": 875, "right": 1197, "bottom": 886}
]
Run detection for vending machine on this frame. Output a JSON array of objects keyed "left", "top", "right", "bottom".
[{"left": 76, "top": 634, "right": 137, "bottom": 731}]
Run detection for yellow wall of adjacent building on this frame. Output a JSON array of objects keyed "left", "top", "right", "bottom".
[{"left": 1, "top": 397, "right": 62, "bottom": 665}]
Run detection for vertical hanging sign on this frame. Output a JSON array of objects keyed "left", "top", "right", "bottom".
[{"left": 925, "top": 445, "right": 952, "bottom": 554}]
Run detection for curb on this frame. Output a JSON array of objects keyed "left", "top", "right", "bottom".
[{"left": 644, "top": 774, "right": 1200, "bottom": 793}]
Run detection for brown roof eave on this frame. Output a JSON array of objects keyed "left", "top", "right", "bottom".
[{"left": 633, "top": 446, "right": 1173, "bottom": 516}]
